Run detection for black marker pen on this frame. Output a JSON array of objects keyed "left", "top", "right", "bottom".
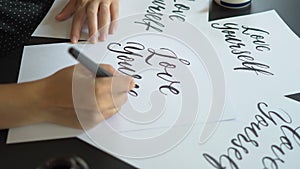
[{"left": 68, "top": 47, "right": 112, "bottom": 77}]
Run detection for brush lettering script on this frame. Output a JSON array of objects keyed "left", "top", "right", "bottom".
[
  {"left": 107, "top": 41, "right": 190, "bottom": 97},
  {"left": 211, "top": 23, "right": 273, "bottom": 76},
  {"left": 134, "top": 0, "right": 192, "bottom": 32},
  {"left": 203, "top": 102, "right": 300, "bottom": 169}
]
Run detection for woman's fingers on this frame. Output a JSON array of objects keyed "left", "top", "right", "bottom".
[
  {"left": 99, "top": 2, "right": 110, "bottom": 41},
  {"left": 97, "top": 92, "right": 128, "bottom": 112},
  {"left": 86, "top": 1, "right": 100, "bottom": 43},
  {"left": 100, "top": 64, "right": 123, "bottom": 76},
  {"left": 95, "top": 74, "right": 134, "bottom": 115},
  {"left": 70, "top": 5, "right": 86, "bottom": 43},
  {"left": 95, "top": 75, "right": 134, "bottom": 95},
  {"left": 55, "top": 0, "right": 77, "bottom": 21},
  {"left": 56, "top": 0, "right": 119, "bottom": 42},
  {"left": 101, "top": 107, "right": 120, "bottom": 119},
  {"left": 109, "top": 0, "right": 119, "bottom": 34}
]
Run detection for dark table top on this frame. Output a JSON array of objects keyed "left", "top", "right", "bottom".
[{"left": 0, "top": 0, "right": 299, "bottom": 168}]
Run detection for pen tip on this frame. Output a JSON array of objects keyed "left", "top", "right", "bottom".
[
  {"left": 69, "top": 47, "right": 79, "bottom": 59},
  {"left": 68, "top": 47, "right": 74, "bottom": 54}
]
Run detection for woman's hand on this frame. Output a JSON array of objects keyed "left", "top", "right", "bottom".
[
  {"left": 38, "top": 64, "right": 134, "bottom": 129},
  {"left": 0, "top": 64, "right": 133, "bottom": 129},
  {"left": 55, "top": 0, "right": 119, "bottom": 43}
]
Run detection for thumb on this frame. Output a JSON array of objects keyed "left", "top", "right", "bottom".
[{"left": 55, "top": 0, "right": 77, "bottom": 21}]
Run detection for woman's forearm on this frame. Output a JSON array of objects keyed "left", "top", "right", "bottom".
[
  {"left": 0, "top": 64, "right": 134, "bottom": 130},
  {"left": 0, "top": 80, "right": 47, "bottom": 129}
]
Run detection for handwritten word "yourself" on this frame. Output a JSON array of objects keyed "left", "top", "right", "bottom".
[
  {"left": 203, "top": 102, "right": 300, "bottom": 169},
  {"left": 211, "top": 23, "right": 273, "bottom": 76},
  {"left": 134, "top": 0, "right": 191, "bottom": 32}
]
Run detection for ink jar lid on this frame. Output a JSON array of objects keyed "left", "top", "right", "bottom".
[
  {"left": 214, "top": 0, "right": 251, "bottom": 9},
  {"left": 37, "top": 156, "right": 89, "bottom": 169}
]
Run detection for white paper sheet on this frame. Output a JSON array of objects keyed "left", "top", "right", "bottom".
[
  {"left": 8, "top": 0, "right": 217, "bottom": 144},
  {"left": 33, "top": 0, "right": 209, "bottom": 40},
  {"left": 7, "top": 43, "right": 83, "bottom": 143},
  {"left": 77, "top": 11, "right": 300, "bottom": 169},
  {"left": 115, "top": 96, "right": 300, "bottom": 169},
  {"left": 7, "top": 25, "right": 235, "bottom": 143},
  {"left": 201, "top": 10, "right": 300, "bottom": 114}
]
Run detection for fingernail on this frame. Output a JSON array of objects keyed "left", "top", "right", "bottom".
[
  {"left": 71, "top": 36, "right": 78, "bottom": 43},
  {"left": 89, "top": 35, "right": 98, "bottom": 44},
  {"left": 55, "top": 13, "right": 62, "bottom": 20},
  {"left": 100, "top": 33, "right": 107, "bottom": 41},
  {"left": 109, "top": 26, "right": 116, "bottom": 34},
  {"left": 130, "top": 80, "right": 135, "bottom": 89}
]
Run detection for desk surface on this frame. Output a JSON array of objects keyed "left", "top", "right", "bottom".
[{"left": 0, "top": 0, "right": 299, "bottom": 168}]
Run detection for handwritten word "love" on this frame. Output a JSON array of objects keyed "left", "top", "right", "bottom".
[
  {"left": 107, "top": 41, "right": 190, "bottom": 97},
  {"left": 203, "top": 102, "right": 300, "bottom": 169},
  {"left": 211, "top": 23, "right": 273, "bottom": 76}
]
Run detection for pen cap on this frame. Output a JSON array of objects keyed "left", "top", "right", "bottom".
[
  {"left": 36, "top": 156, "right": 89, "bottom": 169},
  {"left": 214, "top": 0, "right": 251, "bottom": 9}
]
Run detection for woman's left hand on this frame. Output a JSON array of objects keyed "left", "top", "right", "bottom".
[{"left": 55, "top": 0, "right": 119, "bottom": 43}]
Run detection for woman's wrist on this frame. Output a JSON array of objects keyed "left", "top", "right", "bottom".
[
  {"left": 22, "top": 79, "right": 52, "bottom": 124},
  {"left": 0, "top": 80, "right": 49, "bottom": 129}
]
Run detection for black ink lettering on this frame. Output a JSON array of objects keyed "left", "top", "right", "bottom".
[
  {"left": 169, "top": 3, "right": 190, "bottom": 22},
  {"left": 227, "top": 147, "right": 242, "bottom": 160},
  {"left": 242, "top": 25, "right": 270, "bottom": 36},
  {"left": 107, "top": 42, "right": 145, "bottom": 56},
  {"left": 256, "top": 45, "right": 271, "bottom": 52},
  {"left": 229, "top": 43, "right": 246, "bottom": 51},
  {"left": 261, "top": 125, "right": 300, "bottom": 169},
  {"left": 134, "top": 0, "right": 166, "bottom": 32},
  {"left": 134, "top": 19, "right": 164, "bottom": 32},
  {"left": 129, "top": 90, "right": 138, "bottom": 97},
  {"left": 212, "top": 23, "right": 273, "bottom": 76},
  {"left": 179, "top": 58, "right": 191, "bottom": 65},
  {"left": 145, "top": 48, "right": 178, "bottom": 65},
  {"left": 232, "top": 50, "right": 251, "bottom": 55},
  {"left": 129, "top": 84, "right": 140, "bottom": 97},
  {"left": 157, "top": 61, "right": 180, "bottom": 95},
  {"left": 108, "top": 41, "right": 145, "bottom": 80},
  {"left": 159, "top": 83, "right": 180, "bottom": 95},
  {"left": 223, "top": 30, "right": 242, "bottom": 45},
  {"left": 270, "top": 144, "right": 286, "bottom": 163},
  {"left": 242, "top": 25, "right": 271, "bottom": 52},
  {"left": 211, "top": 23, "right": 239, "bottom": 30},
  {"left": 258, "top": 103, "right": 292, "bottom": 126},
  {"left": 169, "top": 15, "right": 185, "bottom": 22},
  {"left": 231, "top": 134, "right": 250, "bottom": 154},
  {"left": 234, "top": 61, "right": 274, "bottom": 76},
  {"left": 280, "top": 125, "right": 300, "bottom": 147},
  {"left": 219, "top": 154, "right": 239, "bottom": 169},
  {"left": 117, "top": 55, "right": 134, "bottom": 62},
  {"left": 118, "top": 62, "right": 142, "bottom": 79},
  {"left": 237, "top": 55, "right": 254, "bottom": 62},
  {"left": 123, "top": 42, "right": 145, "bottom": 58},
  {"left": 262, "top": 156, "right": 279, "bottom": 169},
  {"left": 203, "top": 153, "right": 225, "bottom": 169},
  {"left": 243, "top": 122, "right": 261, "bottom": 147},
  {"left": 203, "top": 102, "right": 296, "bottom": 169}
]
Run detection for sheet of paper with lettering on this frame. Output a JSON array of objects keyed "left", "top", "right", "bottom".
[
  {"left": 7, "top": 0, "right": 222, "bottom": 144},
  {"left": 7, "top": 4, "right": 234, "bottom": 143},
  {"left": 32, "top": 0, "right": 209, "bottom": 39},
  {"left": 110, "top": 96, "right": 300, "bottom": 169},
  {"left": 201, "top": 10, "right": 300, "bottom": 112},
  {"left": 7, "top": 30, "right": 236, "bottom": 143},
  {"left": 76, "top": 11, "right": 300, "bottom": 169}
]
